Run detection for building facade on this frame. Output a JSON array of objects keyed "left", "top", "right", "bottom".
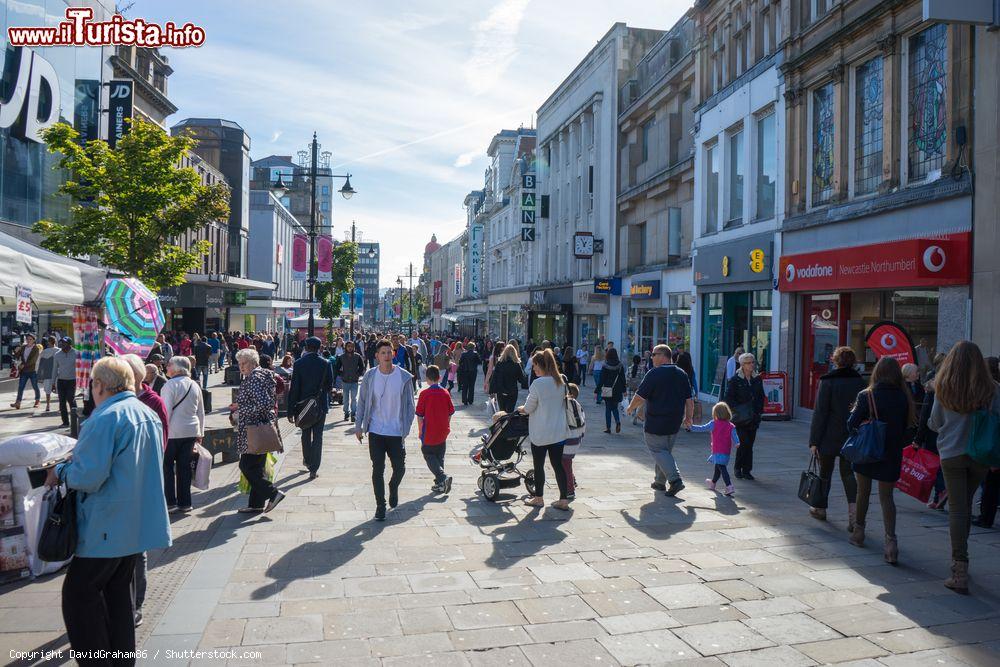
[
  {"left": 617, "top": 13, "right": 698, "bottom": 362},
  {"left": 250, "top": 152, "right": 334, "bottom": 232},
  {"left": 110, "top": 46, "right": 176, "bottom": 128},
  {"left": 534, "top": 23, "right": 664, "bottom": 348},
  {"left": 691, "top": 0, "right": 787, "bottom": 397},
  {"left": 428, "top": 232, "right": 467, "bottom": 332},
  {"left": 777, "top": 0, "right": 975, "bottom": 413},
  {"left": 228, "top": 190, "right": 307, "bottom": 333},
  {"left": 355, "top": 241, "right": 380, "bottom": 325}
]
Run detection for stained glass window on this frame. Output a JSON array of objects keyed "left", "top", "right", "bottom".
[
  {"left": 908, "top": 24, "right": 947, "bottom": 182},
  {"left": 812, "top": 83, "right": 834, "bottom": 206},
  {"left": 855, "top": 57, "right": 883, "bottom": 195}
]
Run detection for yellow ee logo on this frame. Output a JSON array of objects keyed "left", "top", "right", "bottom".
[
  {"left": 722, "top": 256, "right": 730, "bottom": 277},
  {"left": 749, "top": 248, "right": 765, "bottom": 273}
]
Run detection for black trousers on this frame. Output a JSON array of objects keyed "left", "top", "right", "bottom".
[
  {"left": 531, "top": 442, "right": 568, "bottom": 500},
  {"left": 421, "top": 444, "right": 447, "bottom": 484},
  {"left": 369, "top": 433, "right": 405, "bottom": 507},
  {"left": 301, "top": 418, "right": 325, "bottom": 473},
  {"left": 461, "top": 375, "right": 476, "bottom": 405},
  {"left": 734, "top": 424, "right": 758, "bottom": 474},
  {"left": 817, "top": 453, "right": 858, "bottom": 506},
  {"left": 980, "top": 468, "right": 1000, "bottom": 527},
  {"left": 239, "top": 453, "right": 278, "bottom": 509},
  {"left": 163, "top": 437, "right": 195, "bottom": 508},
  {"left": 57, "top": 378, "right": 76, "bottom": 425},
  {"left": 497, "top": 393, "right": 518, "bottom": 414},
  {"left": 62, "top": 554, "right": 138, "bottom": 666}
]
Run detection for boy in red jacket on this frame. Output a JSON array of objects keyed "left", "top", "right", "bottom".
[{"left": 416, "top": 365, "right": 455, "bottom": 493}]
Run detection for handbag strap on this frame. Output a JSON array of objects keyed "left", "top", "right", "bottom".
[
  {"left": 867, "top": 389, "right": 879, "bottom": 421},
  {"left": 808, "top": 453, "right": 820, "bottom": 474},
  {"left": 172, "top": 381, "right": 194, "bottom": 413}
]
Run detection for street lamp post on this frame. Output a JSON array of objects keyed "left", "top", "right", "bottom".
[
  {"left": 396, "top": 262, "right": 416, "bottom": 336},
  {"left": 347, "top": 220, "right": 377, "bottom": 339},
  {"left": 271, "top": 133, "right": 357, "bottom": 338}
]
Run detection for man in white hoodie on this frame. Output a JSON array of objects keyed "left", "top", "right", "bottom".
[{"left": 355, "top": 339, "right": 415, "bottom": 521}]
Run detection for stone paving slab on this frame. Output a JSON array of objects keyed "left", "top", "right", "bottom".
[{"left": 3, "top": 381, "right": 1000, "bottom": 666}]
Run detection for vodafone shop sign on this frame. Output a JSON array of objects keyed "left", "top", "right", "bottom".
[{"left": 778, "top": 233, "right": 970, "bottom": 292}]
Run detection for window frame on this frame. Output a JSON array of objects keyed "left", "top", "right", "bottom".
[
  {"left": 900, "top": 22, "right": 948, "bottom": 187},
  {"left": 848, "top": 54, "right": 884, "bottom": 200},
  {"left": 753, "top": 108, "right": 777, "bottom": 222},
  {"left": 703, "top": 140, "right": 721, "bottom": 235},
  {"left": 807, "top": 81, "right": 835, "bottom": 210},
  {"left": 725, "top": 126, "right": 745, "bottom": 228}
]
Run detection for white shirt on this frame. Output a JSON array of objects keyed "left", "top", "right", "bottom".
[
  {"left": 369, "top": 366, "right": 404, "bottom": 437},
  {"left": 161, "top": 375, "right": 205, "bottom": 439},
  {"left": 576, "top": 349, "right": 587, "bottom": 365},
  {"left": 725, "top": 356, "right": 738, "bottom": 380},
  {"left": 522, "top": 376, "right": 570, "bottom": 447}
]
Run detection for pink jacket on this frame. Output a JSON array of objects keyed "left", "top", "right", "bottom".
[{"left": 691, "top": 419, "right": 740, "bottom": 455}]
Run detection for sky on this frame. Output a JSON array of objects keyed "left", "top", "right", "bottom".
[{"left": 132, "top": 0, "right": 690, "bottom": 287}]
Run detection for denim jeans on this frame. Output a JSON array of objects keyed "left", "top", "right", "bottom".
[
  {"left": 301, "top": 419, "right": 325, "bottom": 473},
  {"left": 197, "top": 366, "right": 209, "bottom": 389},
  {"left": 593, "top": 371, "right": 603, "bottom": 401},
  {"left": 369, "top": 433, "right": 406, "bottom": 507},
  {"left": 16, "top": 371, "right": 39, "bottom": 403},
  {"left": 605, "top": 400, "right": 620, "bottom": 429},
  {"left": 343, "top": 382, "right": 359, "bottom": 416},
  {"left": 421, "top": 444, "right": 447, "bottom": 484},
  {"left": 644, "top": 432, "right": 681, "bottom": 484}
]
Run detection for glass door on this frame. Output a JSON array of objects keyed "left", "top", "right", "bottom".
[
  {"left": 801, "top": 294, "right": 841, "bottom": 409},
  {"left": 638, "top": 313, "right": 655, "bottom": 356}
]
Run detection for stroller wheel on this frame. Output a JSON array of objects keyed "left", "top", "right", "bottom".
[
  {"left": 482, "top": 474, "right": 500, "bottom": 501},
  {"left": 524, "top": 469, "right": 537, "bottom": 497},
  {"left": 477, "top": 474, "right": 485, "bottom": 490}
]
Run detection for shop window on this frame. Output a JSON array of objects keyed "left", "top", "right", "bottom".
[
  {"left": 751, "top": 290, "right": 772, "bottom": 372},
  {"left": 854, "top": 57, "right": 884, "bottom": 196},
  {"left": 666, "top": 294, "right": 692, "bottom": 353},
  {"left": 726, "top": 129, "right": 744, "bottom": 226},
  {"left": 811, "top": 83, "right": 835, "bottom": 206},
  {"left": 641, "top": 118, "right": 654, "bottom": 162},
  {"left": 700, "top": 293, "right": 723, "bottom": 393},
  {"left": 906, "top": 24, "right": 947, "bottom": 183},
  {"left": 755, "top": 113, "right": 776, "bottom": 220},
  {"left": 704, "top": 142, "right": 720, "bottom": 233}
]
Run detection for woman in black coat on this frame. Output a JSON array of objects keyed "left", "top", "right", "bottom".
[
  {"left": 561, "top": 345, "right": 579, "bottom": 385},
  {"left": 724, "top": 353, "right": 765, "bottom": 480},
  {"left": 490, "top": 344, "right": 526, "bottom": 414},
  {"left": 808, "top": 346, "right": 866, "bottom": 526},
  {"left": 846, "top": 356, "right": 915, "bottom": 564},
  {"left": 598, "top": 348, "right": 627, "bottom": 434}
]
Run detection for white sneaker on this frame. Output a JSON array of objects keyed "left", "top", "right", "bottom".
[{"left": 705, "top": 479, "right": 716, "bottom": 491}]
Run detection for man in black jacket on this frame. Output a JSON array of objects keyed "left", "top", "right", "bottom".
[
  {"left": 288, "top": 336, "right": 333, "bottom": 479},
  {"left": 458, "top": 342, "right": 482, "bottom": 406},
  {"left": 334, "top": 340, "right": 365, "bottom": 422}
]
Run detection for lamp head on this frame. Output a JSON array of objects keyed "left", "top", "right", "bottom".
[
  {"left": 271, "top": 172, "right": 289, "bottom": 198},
  {"left": 339, "top": 174, "right": 356, "bottom": 200}
]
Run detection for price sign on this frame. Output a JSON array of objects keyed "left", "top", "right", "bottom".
[{"left": 15, "top": 286, "right": 32, "bottom": 324}]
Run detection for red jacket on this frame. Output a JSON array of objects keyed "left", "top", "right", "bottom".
[
  {"left": 137, "top": 384, "right": 169, "bottom": 448},
  {"left": 415, "top": 384, "right": 454, "bottom": 446}
]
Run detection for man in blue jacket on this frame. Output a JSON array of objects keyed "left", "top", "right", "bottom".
[
  {"left": 46, "top": 356, "right": 171, "bottom": 659},
  {"left": 288, "top": 336, "right": 333, "bottom": 479}
]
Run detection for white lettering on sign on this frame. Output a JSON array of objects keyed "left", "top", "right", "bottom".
[{"left": 0, "top": 47, "right": 61, "bottom": 142}]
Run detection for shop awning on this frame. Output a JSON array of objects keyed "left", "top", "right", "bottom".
[
  {"left": 185, "top": 273, "right": 277, "bottom": 291},
  {"left": 0, "top": 230, "right": 107, "bottom": 310},
  {"left": 440, "top": 311, "right": 483, "bottom": 323}
]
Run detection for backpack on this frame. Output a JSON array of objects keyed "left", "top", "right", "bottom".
[{"left": 565, "top": 386, "right": 586, "bottom": 433}]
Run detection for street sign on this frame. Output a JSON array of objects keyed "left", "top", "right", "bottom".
[
  {"left": 300, "top": 301, "right": 321, "bottom": 309},
  {"left": 521, "top": 227, "right": 535, "bottom": 242}
]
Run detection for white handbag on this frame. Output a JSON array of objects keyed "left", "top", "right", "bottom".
[{"left": 192, "top": 444, "right": 212, "bottom": 490}]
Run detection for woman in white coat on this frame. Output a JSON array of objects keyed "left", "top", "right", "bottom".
[{"left": 519, "top": 348, "right": 571, "bottom": 510}]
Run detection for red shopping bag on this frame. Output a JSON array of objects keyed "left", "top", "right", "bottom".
[{"left": 896, "top": 445, "right": 940, "bottom": 503}]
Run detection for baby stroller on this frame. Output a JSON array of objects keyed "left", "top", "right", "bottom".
[{"left": 471, "top": 411, "right": 536, "bottom": 501}]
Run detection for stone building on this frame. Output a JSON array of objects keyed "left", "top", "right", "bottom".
[{"left": 776, "top": 0, "right": 976, "bottom": 412}]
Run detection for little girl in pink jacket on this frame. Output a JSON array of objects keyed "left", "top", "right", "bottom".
[{"left": 689, "top": 402, "right": 741, "bottom": 496}]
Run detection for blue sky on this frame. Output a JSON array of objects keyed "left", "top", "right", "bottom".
[{"left": 133, "top": 0, "right": 688, "bottom": 287}]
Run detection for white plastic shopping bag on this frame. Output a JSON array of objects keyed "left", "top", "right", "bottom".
[
  {"left": 192, "top": 444, "right": 212, "bottom": 490},
  {"left": 23, "top": 486, "right": 71, "bottom": 576}
]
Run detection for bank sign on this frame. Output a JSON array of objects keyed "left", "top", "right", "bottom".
[{"left": 778, "top": 233, "right": 971, "bottom": 292}]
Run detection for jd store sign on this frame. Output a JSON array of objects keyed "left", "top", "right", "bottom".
[{"left": 0, "top": 47, "right": 61, "bottom": 143}]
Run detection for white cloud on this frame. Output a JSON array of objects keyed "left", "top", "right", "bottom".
[
  {"left": 454, "top": 150, "right": 481, "bottom": 168},
  {"left": 463, "top": 0, "right": 531, "bottom": 95},
  {"left": 270, "top": 130, "right": 282, "bottom": 143}
]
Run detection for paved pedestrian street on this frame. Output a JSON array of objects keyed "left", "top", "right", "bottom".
[{"left": 3, "top": 380, "right": 1000, "bottom": 666}]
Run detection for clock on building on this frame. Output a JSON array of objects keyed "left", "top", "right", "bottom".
[{"left": 574, "top": 232, "right": 594, "bottom": 258}]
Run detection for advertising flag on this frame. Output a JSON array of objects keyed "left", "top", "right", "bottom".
[
  {"left": 292, "top": 234, "right": 308, "bottom": 281},
  {"left": 433, "top": 280, "right": 443, "bottom": 311},
  {"left": 317, "top": 235, "right": 333, "bottom": 282},
  {"left": 865, "top": 321, "right": 916, "bottom": 365}
]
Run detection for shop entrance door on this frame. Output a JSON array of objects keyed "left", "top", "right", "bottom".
[
  {"left": 638, "top": 314, "right": 655, "bottom": 355},
  {"left": 801, "top": 294, "right": 842, "bottom": 409},
  {"left": 723, "top": 292, "right": 750, "bottom": 358}
]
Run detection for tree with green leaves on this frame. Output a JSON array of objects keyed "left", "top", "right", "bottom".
[
  {"left": 315, "top": 240, "right": 359, "bottom": 323},
  {"left": 32, "top": 118, "right": 230, "bottom": 291},
  {"left": 392, "top": 287, "right": 429, "bottom": 329}
]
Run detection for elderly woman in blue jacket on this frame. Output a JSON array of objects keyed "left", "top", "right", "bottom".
[{"left": 46, "top": 356, "right": 172, "bottom": 659}]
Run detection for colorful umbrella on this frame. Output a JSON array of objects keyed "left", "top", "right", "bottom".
[{"left": 102, "top": 278, "right": 165, "bottom": 357}]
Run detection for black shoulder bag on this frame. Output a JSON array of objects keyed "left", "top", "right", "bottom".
[{"left": 38, "top": 473, "right": 77, "bottom": 562}]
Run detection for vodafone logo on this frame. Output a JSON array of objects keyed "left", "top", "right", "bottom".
[
  {"left": 923, "top": 245, "right": 946, "bottom": 273},
  {"left": 880, "top": 333, "right": 898, "bottom": 350},
  {"left": 785, "top": 264, "right": 796, "bottom": 283}
]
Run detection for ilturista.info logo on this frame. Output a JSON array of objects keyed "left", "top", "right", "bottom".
[{"left": 8, "top": 7, "right": 205, "bottom": 48}]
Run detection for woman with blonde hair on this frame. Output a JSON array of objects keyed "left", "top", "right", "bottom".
[
  {"left": 491, "top": 344, "right": 525, "bottom": 413},
  {"left": 591, "top": 346, "right": 606, "bottom": 403},
  {"left": 928, "top": 341, "right": 999, "bottom": 592},
  {"left": 518, "top": 349, "right": 571, "bottom": 510},
  {"left": 724, "top": 352, "right": 765, "bottom": 480}
]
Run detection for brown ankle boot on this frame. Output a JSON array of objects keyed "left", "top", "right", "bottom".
[
  {"left": 884, "top": 535, "right": 898, "bottom": 565},
  {"left": 944, "top": 560, "right": 969, "bottom": 593},
  {"left": 849, "top": 521, "right": 865, "bottom": 547}
]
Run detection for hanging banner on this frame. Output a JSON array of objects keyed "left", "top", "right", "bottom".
[
  {"left": 469, "top": 224, "right": 483, "bottom": 297},
  {"left": 865, "top": 321, "right": 916, "bottom": 365},
  {"left": 15, "top": 286, "right": 32, "bottom": 324},
  {"left": 292, "top": 234, "right": 308, "bottom": 281},
  {"left": 106, "top": 79, "right": 133, "bottom": 149},
  {"left": 433, "top": 280, "right": 443, "bottom": 311},
  {"left": 317, "top": 235, "right": 333, "bottom": 282},
  {"left": 354, "top": 287, "right": 364, "bottom": 311},
  {"left": 454, "top": 263, "right": 462, "bottom": 296}
]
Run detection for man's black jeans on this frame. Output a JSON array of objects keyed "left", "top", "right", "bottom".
[
  {"left": 369, "top": 432, "right": 405, "bottom": 507},
  {"left": 62, "top": 554, "right": 138, "bottom": 665},
  {"left": 301, "top": 419, "right": 325, "bottom": 473}
]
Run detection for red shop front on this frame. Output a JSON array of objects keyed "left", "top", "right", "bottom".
[{"left": 778, "top": 233, "right": 970, "bottom": 409}]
